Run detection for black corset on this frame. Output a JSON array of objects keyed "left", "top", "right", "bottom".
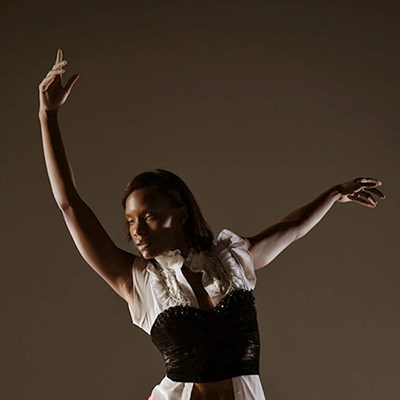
[{"left": 150, "top": 289, "right": 260, "bottom": 383}]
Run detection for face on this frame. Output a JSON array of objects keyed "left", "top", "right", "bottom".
[{"left": 124, "top": 188, "right": 188, "bottom": 259}]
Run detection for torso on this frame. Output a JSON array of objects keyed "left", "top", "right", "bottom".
[
  {"left": 129, "top": 230, "right": 263, "bottom": 400},
  {"left": 181, "top": 265, "right": 235, "bottom": 400},
  {"left": 182, "top": 265, "right": 215, "bottom": 310},
  {"left": 191, "top": 379, "right": 235, "bottom": 400}
]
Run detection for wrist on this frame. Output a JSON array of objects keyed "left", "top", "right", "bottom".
[
  {"left": 38, "top": 108, "right": 59, "bottom": 119},
  {"left": 330, "top": 185, "right": 343, "bottom": 202}
]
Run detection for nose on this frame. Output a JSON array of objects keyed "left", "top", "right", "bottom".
[{"left": 132, "top": 219, "right": 147, "bottom": 237}]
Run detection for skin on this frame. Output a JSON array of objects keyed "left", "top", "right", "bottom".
[
  {"left": 124, "top": 188, "right": 189, "bottom": 259},
  {"left": 38, "top": 49, "right": 386, "bottom": 400}
]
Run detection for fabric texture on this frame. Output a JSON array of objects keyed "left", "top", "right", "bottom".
[
  {"left": 126, "top": 229, "right": 266, "bottom": 400},
  {"left": 150, "top": 288, "right": 260, "bottom": 382}
]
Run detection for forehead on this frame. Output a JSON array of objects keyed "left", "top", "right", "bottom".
[{"left": 124, "top": 188, "right": 172, "bottom": 215}]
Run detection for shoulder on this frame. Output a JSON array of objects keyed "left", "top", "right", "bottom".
[
  {"left": 215, "top": 228, "right": 251, "bottom": 249},
  {"left": 122, "top": 255, "right": 152, "bottom": 302},
  {"left": 214, "top": 228, "right": 256, "bottom": 290}
]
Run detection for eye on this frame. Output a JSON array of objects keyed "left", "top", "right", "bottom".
[{"left": 145, "top": 214, "right": 156, "bottom": 221}]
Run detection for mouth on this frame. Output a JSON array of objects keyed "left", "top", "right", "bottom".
[{"left": 136, "top": 241, "right": 151, "bottom": 251}]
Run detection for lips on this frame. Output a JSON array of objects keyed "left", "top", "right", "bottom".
[{"left": 136, "top": 241, "right": 151, "bottom": 251}]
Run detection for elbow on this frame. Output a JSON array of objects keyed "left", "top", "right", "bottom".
[
  {"left": 292, "top": 220, "right": 315, "bottom": 241},
  {"left": 278, "top": 218, "right": 306, "bottom": 241},
  {"left": 56, "top": 192, "right": 81, "bottom": 212},
  {"left": 58, "top": 202, "right": 72, "bottom": 212},
  {"left": 277, "top": 219, "right": 303, "bottom": 242}
]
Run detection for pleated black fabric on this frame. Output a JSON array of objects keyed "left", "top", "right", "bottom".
[{"left": 150, "top": 289, "right": 260, "bottom": 383}]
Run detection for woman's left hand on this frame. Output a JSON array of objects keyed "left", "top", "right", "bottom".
[{"left": 336, "top": 177, "right": 385, "bottom": 208}]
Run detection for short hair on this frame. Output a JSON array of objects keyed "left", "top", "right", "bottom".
[{"left": 121, "top": 169, "right": 214, "bottom": 251}]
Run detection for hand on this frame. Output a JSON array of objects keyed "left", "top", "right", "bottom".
[
  {"left": 336, "top": 177, "right": 385, "bottom": 208},
  {"left": 38, "top": 48, "right": 79, "bottom": 112}
]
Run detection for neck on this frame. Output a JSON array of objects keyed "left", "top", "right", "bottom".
[
  {"left": 173, "top": 231, "right": 190, "bottom": 258},
  {"left": 178, "top": 242, "right": 190, "bottom": 258}
]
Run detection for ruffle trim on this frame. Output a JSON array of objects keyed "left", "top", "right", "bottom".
[
  {"left": 146, "top": 229, "right": 256, "bottom": 309},
  {"left": 147, "top": 253, "right": 191, "bottom": 308},
  {"left": 215, "top": 229, "right": 257, "bottom": 291}
]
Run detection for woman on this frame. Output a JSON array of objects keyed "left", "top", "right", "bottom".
[{"left": 38, "top": 49, "right": 385, "bottom": 400}]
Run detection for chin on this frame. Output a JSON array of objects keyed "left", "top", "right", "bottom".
[
  {"left": 140, "top": 252, "right": 154, "bottom": 260},
  {"left": 137, "top": 243, "right": 172, "bottom": 260},
  {"left": 139, "top": 248, "right": 161, "bottom": 260}
]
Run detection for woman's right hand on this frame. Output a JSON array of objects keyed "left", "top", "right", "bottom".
[{"left": 39, "top": 48, "right": 79, "bottom": 112}]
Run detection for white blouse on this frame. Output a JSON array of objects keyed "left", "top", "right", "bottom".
[{"left": 126, "top": 229, "right": 266, "bottom": 400}]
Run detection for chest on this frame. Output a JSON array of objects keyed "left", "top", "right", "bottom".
[{"left": 181, "top": 265, "right": 215, "bottom": 310}]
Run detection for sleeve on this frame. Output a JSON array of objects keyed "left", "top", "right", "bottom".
[
  {"left": 216, "top": 228, "right": 257, "bottom": 290},
  {"left": 126, "top": 256, "right": 154, "bottom": 334}
]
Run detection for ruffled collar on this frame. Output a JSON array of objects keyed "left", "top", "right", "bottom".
[
  {"left": 146, "top": 244, "right": 235, "bottom": 308},
  {"left": 154, "top": 248, "right": 205, "bottom": 273}
]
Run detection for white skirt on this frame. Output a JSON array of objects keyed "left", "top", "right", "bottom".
[{"left": 149, "top": 374, "right": 266, "bottom": 400}]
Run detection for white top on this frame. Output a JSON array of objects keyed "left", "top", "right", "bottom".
[{"left": 126, "top": 229, "right": 266, "bottom": 400}]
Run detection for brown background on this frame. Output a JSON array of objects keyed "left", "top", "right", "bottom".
[{"left": 1, "top": 0, "right": 399, "bottom": 399}]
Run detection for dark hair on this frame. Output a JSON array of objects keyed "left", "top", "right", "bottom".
[{"left": 121, "top": 169, "right": 214, "bottom": 251}]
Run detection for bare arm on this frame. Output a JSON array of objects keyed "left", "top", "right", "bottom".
[
  {"left": 38, "top": 49, "right": 135, "bottom": 300},
  {"left": 245, "top": 178, "right": 385, "bottom": 270}
]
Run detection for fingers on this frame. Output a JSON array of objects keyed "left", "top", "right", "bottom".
[
  {"left": 356, "top": 177, "right": 385, "bottom": 202},
  {"left": 348, "top": 193, "right": 376, "bottom": 208},
  {"left": 52, "top": 60, "right": 68, "bottom": 71},
  {"left": 338, "top": 177, "right": 385, "bottom": 208},
  {"left": 356, "top": 177, "right": 382, "bottom": 187},
  {"left": 348, "top": 187, "right": 385, "bottom": 207},
  {"left": 39, "top": 75, "right": 56, "bottom": 92},
  {"left": 365, "top": 187, "right": 386, "bottom": 199},
  {"left": 64, "top": 74, "right": 80, "bottom": 94},
  {"left": 46, "top": 68, "right": 65, "bottom": 78},
  {"left": 56, "top": 48, "right": 63, "bottom": 64},
  {"left": 39, "top": 62, "right": 65, "bottom": 93},
  {"left": 358, "top": 192, "right": 378, "bottom": 207},
  {"left": 40, "top": 49, "right": 80, "bottom": 94}
]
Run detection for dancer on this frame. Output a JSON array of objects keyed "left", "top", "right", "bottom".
[{"left": 38, "top": 49, "right": 385, "bottom": 400}]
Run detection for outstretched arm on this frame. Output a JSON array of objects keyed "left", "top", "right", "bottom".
[
  {"left": 244, "top": 178, "right": 385, "bottom": 270},
  {"left": 38, "top": 49, "right": 135, "bottom": 300}
]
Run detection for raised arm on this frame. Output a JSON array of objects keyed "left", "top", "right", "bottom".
[
  {"left": 38, "top": 49, "right": 135, "bottom": 301},
  {"left": 244, "top": 178, "right": 385, "bottom": 270}
]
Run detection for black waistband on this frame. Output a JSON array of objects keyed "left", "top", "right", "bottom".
[{"left": 150, "top": 289, "right": 260, "bottom": 383}]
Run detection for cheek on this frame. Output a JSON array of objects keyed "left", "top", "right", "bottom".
[{"left": 161, "top": 216, "right": 173, "bottom": 228}]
